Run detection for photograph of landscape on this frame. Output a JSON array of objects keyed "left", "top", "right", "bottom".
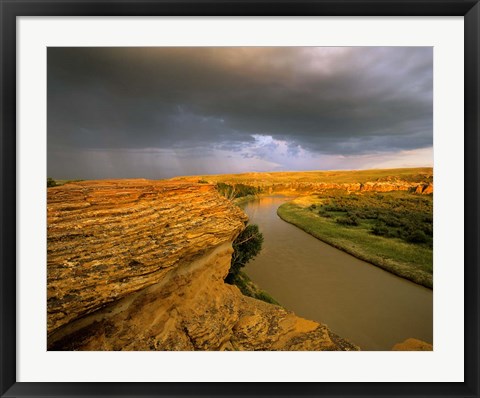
[{"left": 47, "top": 47, "right": 433, "bottom": 351}]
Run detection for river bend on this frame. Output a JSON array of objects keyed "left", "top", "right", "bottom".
[{"left": 242, "top": 196, "right": 433, "bottom": 351}]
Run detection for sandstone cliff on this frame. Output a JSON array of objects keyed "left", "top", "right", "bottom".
[
  {"left": 259, "top": 180, "right": 433, "bottom": 194},
  {"left": 48, "top": 180, "right": 358, "bottom": 351},
  {"left": 170, "top": 169, "right": 434, "bottom": 195}
]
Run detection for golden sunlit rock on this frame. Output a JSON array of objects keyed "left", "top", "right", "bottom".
[
  {"left": 392, "top": 338, "right": 433, "bottom": 351},
  {"left": 47, "top": 179, "right": 358, "bottom": 351}
]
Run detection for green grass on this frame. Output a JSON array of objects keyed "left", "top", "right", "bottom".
[
  {"left": 277, "top": 193, "right": 433, "bottom": 288},
  {"left": 231, "top": 271, "right": 281, "bottom": 305},
  {"left": 318, "top": 191, "right": 433, "bottom": 247}
]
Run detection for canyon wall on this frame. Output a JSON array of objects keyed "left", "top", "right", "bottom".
[
  {"left": 261, "top": 181, "right": 434, "bottom": 195},
  {"left": 47, "top": 180, "right": 358, "bottom": 351},
  {"left": 170, "top": 169, "right": 433, "bottom": 195}
]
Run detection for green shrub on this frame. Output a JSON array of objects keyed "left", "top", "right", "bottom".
[
  {"left": 226, "top": 224, "right": 264, "bottom": 283},
  {"left": 324, "top": 205, "right": 346, "bottom": 212},
  {"left": 255, "top": 291, "right": 280, "bottom": 305},
  {"left": 47, "top": 177, "right": 57, "bottom": 188},
  {"left": 316, "top": 191, "right": 432, "bottom": 247},
  {"left": 378, "top": 215, "right": 402, "bottom": 227},
  {"left": 216, "top": 182, "right": 262, "bottom": 200},
  {"left": 407, "top": 230, "right": 428, "bottom": 244},
  {"left": 371, "top": 224, "right": 390, "bottom": 236},
  {"left": 336, "top": 214, "right": 359, "bottom": 226},
  {"left": 318, "top": 210, "right": 332, "bottom": 218}
]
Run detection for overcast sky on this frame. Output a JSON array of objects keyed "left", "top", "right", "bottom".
[{"left": 48, "top": 47, "right": 433, "bottom": 180}]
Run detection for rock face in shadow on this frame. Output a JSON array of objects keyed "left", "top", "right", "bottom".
[{"left": 48, "top": 180, "right": 358, "bottom": 351}]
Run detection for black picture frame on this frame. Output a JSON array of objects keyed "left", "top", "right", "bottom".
[{"left": 1, "top": 0, "right": 478, "bottom": 397}]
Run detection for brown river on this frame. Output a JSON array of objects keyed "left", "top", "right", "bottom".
[{"left": 241, "top": 196, "right": 433, "bottom": 351}]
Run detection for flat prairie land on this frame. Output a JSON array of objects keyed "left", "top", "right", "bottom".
[{"left": 171, "top": 167, "right": 433, "bottom": 186}]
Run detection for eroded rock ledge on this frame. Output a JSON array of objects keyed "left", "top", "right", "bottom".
[
  {"left": 170, "top": 169, "right": 433, "bottom": 195},
  {"left": 48, "top": 180, "right": 358, "bottom": 351}
]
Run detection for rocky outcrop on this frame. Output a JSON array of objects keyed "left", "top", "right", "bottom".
[
  {"left": 392, "top": 338, "right": 433, "bottom": 351},
  {"left": 414, "top": 183, "right": 433, "bottom": 194},
  {"left": 47, "top": 180, "right": 248, "bottom": 335},
  {"left": 47, "top": 180, "right": 358, "bottom": 351},
  {"left": 172, "top": 169, "right": 433, "bottom": 195},
  {"left": 230, "top": 181, "right": 433, "bottom": 195},
  {"left": 266, "top": 181, "right": 427, "bottom": 194}
]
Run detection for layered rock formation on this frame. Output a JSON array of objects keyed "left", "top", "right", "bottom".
[
  {"left": 415, "top": 183, "right": 434, "bottom": 195},
  {"left": 170, "top": 169, "right": 434, "bottom": 195},
  {"left": 392, "top": 338, "right": 433, "bottom": 351},
  {"left": 259, "top": 181, "right": 433, "bottom": 194},
  {"left": 47, "top": 180, "right": 358, "bottom": 351}
]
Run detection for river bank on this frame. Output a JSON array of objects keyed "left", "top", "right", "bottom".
[
  {"left": 241, "top": 196, "right": 433, "bottom": 350},
  {"left": 277, "top": 194, "right": 432, "bottom": 288},
  {"left": 229, "top": 271, "right": 280, "bottom": 305}
]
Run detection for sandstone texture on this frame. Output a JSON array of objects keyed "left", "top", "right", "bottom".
[
  {"left": 258, "top": 181, "right": 431, "bottom": 194},
  {"left": 392, "top": 338, "right": 433, "bottom": 351},
  {"left": 171, "top": 169, "right": 433, "bottom": 195},
  {"left": 48, "top": 180, "right": 358, "bottom": 351}
]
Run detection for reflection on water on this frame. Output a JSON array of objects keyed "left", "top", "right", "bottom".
[{"left": 241, "top": 196, "right": 433, "bottom": 351}]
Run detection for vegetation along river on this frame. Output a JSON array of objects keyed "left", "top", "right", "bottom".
[{"left": 241, "top": 196, "right": 433, "bottom": 351}]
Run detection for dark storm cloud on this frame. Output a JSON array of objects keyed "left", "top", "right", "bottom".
[{"left": 48, "top": 47, "right": 432, "bottom": 177}]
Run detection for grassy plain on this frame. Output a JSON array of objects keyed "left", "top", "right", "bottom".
[
  {"left": 175, "top": 167, "right": 433, "bottom": 187},
  {"left": 231, "top": 272, "right": 280, "bottom": 305},
  {"left": 277, "top": 191, "right": 433, "bottom": 288}
]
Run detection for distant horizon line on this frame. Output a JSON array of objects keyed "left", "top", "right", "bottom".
[{"left": 50, "top": 165, "right": 433, "bottom": 182}]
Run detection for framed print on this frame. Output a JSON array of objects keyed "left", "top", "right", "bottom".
[{"left": 1, "top": 0, "right": 479, "bottom": 397}]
